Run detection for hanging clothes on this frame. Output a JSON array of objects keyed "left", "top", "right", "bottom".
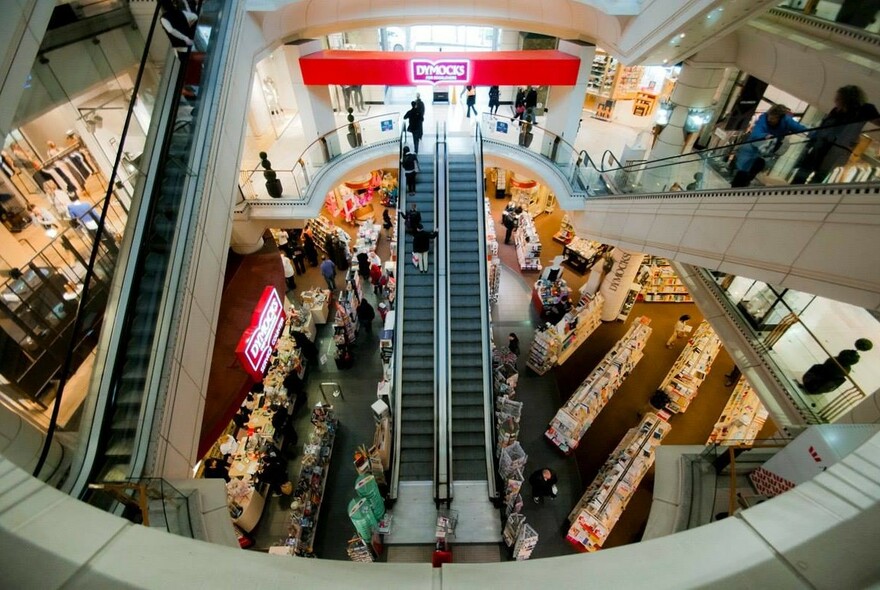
[
  {"left": 45, "top": 166, "right": 76, "bottom": 192},
  {"left": 68, "top": 152, "right": 93, "bottom": 178},
  {"left": 56, "top": 160, "right": 85, "bottom": 188}
]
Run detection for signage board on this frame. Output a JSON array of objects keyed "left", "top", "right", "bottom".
[
  {"left": 235, "top": 286, "right": 286, "bottom": 381},
  {"left": 410, "top": 59, "right": 470, "bottom": 84}
]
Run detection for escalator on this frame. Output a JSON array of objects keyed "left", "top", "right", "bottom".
[
  {"left": 46, "top": 0, "right": 235, "bottom": 497},
  {"left": 393, "top": 148, "right": 437, "bottom": 484},
  {"left": 446, "top": 153, "right": 491, "bottom": 482}
]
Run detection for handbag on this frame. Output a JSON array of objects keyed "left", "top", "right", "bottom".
[{"left": 413, "top": 159, "right": 420, "bottom": 173}]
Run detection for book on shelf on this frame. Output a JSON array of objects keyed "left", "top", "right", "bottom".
[
  {"left": 660, "top": 321, "right": 722, "bottom": 414},
  {"left": 546, "top": 317, "right": 652, "bottom": 453}
]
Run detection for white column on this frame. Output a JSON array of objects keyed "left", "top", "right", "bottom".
[
  {"left": 230, "top": 220, "right": 266, "bottom": 254},
  {"left": 248, "top": 75, "right": 272, "bottom": 138},
  {"left": 652, "top": 63, "right": 726, "bottom": 160},
  {"left": 497, "top": 30, "right": 521, "bottom": 106},
  {"left": 540, "top": 40, "right": 595, "bottom": 161},
  {"left": 285, "top": 41, "right": 337, "bottom": 144},
  {"left": 267, "top": 48, "right": 297, "bottom": 113}
]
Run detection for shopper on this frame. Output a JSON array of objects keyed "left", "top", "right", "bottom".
[
  {"left": 303, "top": 233, "right": 319, "bottom": 266},
  {"left": 508, "top": 333, "right": 520, "bottom": 357},
  {"left": 203, "top": 457, "right": 230, "bottom": 482},
  {"left": 415, "top": 93, "right": 426, "bottom": 118},
  {"left": 488, "top": 85, "right": 501, "bottom": 115},
  {"left": 666, "top": 314, "right": 692, "bottom": 348},
  {"left": 400, "top": 202, "right": 421, "bottom": 234},
  {"left": 370, "top": 259, "right": 383, "bottom": 295},
  {"left": 792, "top": 85, "right": 880, "bottom": 184},
  {"left": 401, "top": 146, "right": 419, "bottom": 195},
  {"left": 514, "top": 87, "right": 526, "bottom": 118},
  {"left": 528, "top": 468, "right": 558, "bottom": 503},
  {"left": 412, "top": 224, "right": 439, "bottom": 274},
  {"left": 525, "top": 86, "right": 538, "bottom": 111},
  {"left": 461, "top": 85, "right": 478, "bottom": 118},
  {"left": 357, "top": 298, "right": 376, "bottom": 334},
  {"left": 281, "top": 253, "right": 297, "bottom": 292},
  {"left": 404, "top": 101, "right": 424, "bottom": 154},
  {"left": 320, "top": 256, "right": 337, "bottom": 291},
  {"left": 732, "top": 104, "right": 807, "bottom": 188},
  {"left": 382, "top": 208, "right": 393, "bottom": 236},
  {"left": 26, "top": 202, "right": 58, "bottom": 232},
  {"left": 356, "top": 251, "right": 371, "bottom": 280},
  {"left": 501, "top": 203, "right": 518, "bottom": 245},
  {"left": 291, "top": 239, "right": 306, "bottom": 275},
  {"left": 158, "top": 0, "right": 198, "bottom": 56}
]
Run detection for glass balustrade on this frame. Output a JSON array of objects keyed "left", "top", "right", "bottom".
[{"left": 239, "top": 113, "right": 403, "bottom": 201}]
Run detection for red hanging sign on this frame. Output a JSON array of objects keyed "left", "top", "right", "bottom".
[{"left": 235, "top": 286, "right": 286, "bottom": 381}]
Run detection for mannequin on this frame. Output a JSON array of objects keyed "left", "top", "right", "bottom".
[
  {"left": 262, "top": 76, "right": 282, "bottom": 115},
  {"left": 46, "top": 140, "right": 61, "bottom": 158}
]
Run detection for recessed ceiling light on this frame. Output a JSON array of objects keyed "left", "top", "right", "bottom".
[
  {"left": 662, "top": 59, "right": 668, "bottom": 63},
  {"left": 679, "top": 33, "right": 686, "bottom": 38}
]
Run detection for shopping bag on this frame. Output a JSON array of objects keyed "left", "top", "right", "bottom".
[{"left": 412, "top": 253, "right": 420, "bottom": 267}]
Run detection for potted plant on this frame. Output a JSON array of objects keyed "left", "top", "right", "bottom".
[
  {"left": 259, "top": 151, "right": 282, "bottom": 198},
  {"left": 346, "top": 108, "right": 363, "bottom": 148},
  {"left": 801, "top": 338, "right": 873, "bottom": 395}
]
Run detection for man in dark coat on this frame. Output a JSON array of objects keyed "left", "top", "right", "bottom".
[{"left": 528, "top": 468, "right": 558, "bottom": 503}]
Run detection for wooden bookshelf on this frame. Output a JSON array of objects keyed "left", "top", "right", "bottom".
[{"left": 641, "top": 258, "right": 692, "bottom": 303}]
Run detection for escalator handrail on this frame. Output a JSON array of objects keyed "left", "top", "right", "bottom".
[
  {"left": 435, "top": 122, "right": 451, "bottom": 505},
  {"left": 591, "top": 121, "right": 880, "bottom": 175},
  {"left": 33, "top": 3, "right": 166, "bottom": 478},
  {"left": 389, "top": 124, "right": 407, "bottom": 500},
  {"left": 473, "top": 123, "right": 498, "bottom": 500}
]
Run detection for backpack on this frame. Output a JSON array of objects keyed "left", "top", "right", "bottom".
[{"left": 403, "top": 153, "right": 419, "bottom": 172}]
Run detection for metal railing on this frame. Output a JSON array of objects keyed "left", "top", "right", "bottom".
[
  {"left": 238, "top": 112, "right": 403, "bottom": 202},
  {"left": 389, "top": 126, "right": 407, "bottom": 500},
  {"left": 435, "top": 122, "right": 451, "bottom": 505},
  {"left": 474, "top": 123, "right": 498, "bottom": 501}
]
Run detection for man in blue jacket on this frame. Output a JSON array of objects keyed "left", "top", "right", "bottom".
[{"left": 731, "top": 104, "right": 807, "bottom": 188}]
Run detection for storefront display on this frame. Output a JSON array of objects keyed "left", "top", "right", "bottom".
[
  {"left": 546, "top": 317, "right": 652, "bottom": 453},
  {"left": 566, "top": 412, "right": 670, "bottom": 552}
]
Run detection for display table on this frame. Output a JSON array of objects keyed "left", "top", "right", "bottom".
[
  {"left": 563, "top": 237, "right": 605, "bottom": 274},
  {"left": 288, "top": 307, "right": 317, "bottom": 341},
  {"left": 274, "top": 403, "right": 338, "bottom": 557},
  {"left": 301, "top": 289, "right": 331, "bottom": 324},
  {"left": 531, "top": 278, "right": 572, "bottom": 318}
]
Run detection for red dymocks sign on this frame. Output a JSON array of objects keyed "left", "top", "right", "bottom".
[
  {"left": 235, "top": 286, "right": 286, "bottom": 381},
  {"left": 410, "top": 59, "right": 470, "bottom": 84}
]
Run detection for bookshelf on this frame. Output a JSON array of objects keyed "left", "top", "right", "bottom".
[
  {"left": 708, "top": 377, "right": 769, "bottom": 445},
  {"left": 556, "top": 291, "right": 605, "bottom": 365},
  {"left": 526, "top": 326, "right": 560, "bottom": 375},
  {"left": 486, "top": 198, "right": 500, "bottom": 303},
  {"left": 553, "top": 214, "right": 575, "bottom": 244},
  {"left": 546, "top": 316, "right": 652, "bottom": 453},
  {"left": 514, "top": 213, "right": 542, "bottom": 272},
  {"left": 633, "top": 91, "right": 657, "bottom": 117},
  {"left": 641, "top": 257, "right": 692, "bottom": 303},
  {"left": 586, "top": 50, "right": 617, "bottom": 97},
  {"left": 566, "top": 412, "right": 670, "bottom": 552},
  {"left": 660, "top": 321, "right": 722, "bottom": 414},
  {"left": 612, "top": 65, "right": 645, "bottom": 100}
]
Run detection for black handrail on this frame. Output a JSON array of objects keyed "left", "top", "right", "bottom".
[
  {"left": 593, "top": 120, "right": 880, "bottom": 175},
  {"left": 434, "top": 121, "right": 451, "bottom": 505},
  {"left": 33, "top": 3, "right": 164, "bottom": 478},
  {"left": 389, "top": 119, "right": 407, "bottom": 499}
]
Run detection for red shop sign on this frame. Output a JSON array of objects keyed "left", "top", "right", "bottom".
[
  {"left": 299, "top": 50, "right": 580, "bottom": 86},
  {"left": 235, "top": 286, "right": 286, "bottom": 381}
]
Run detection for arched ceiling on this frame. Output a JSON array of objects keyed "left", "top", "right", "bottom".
[{"left": 249, "top": 0, "right": 779, "bottom": 65}]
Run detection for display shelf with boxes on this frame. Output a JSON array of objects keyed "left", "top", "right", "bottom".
[
  {"left": 526, "top": 324, "right": 561, "bottom": 376},
  {"left": 354, "top": 218, "right": 381, "bottom": 254},
  {"left": 556, "top": 290, "right": 605, "bottom": 365},
  {"left": 553, "top": 214, "right": 575, "bottom": 244},
  {"left": 661, "top": 321, "right": 722, "bottom": 414},
  {"left": 286, "top": 305, "right": 316, "bottom": 342},
  {"left": 514, "top": 214, "right": 542, "bottom": 272},
  {"left": 632, "top": 91, "right": 657, "bottom": 117},
  {"left": 707, "top": 377, "right": 769, "bottom": 445},
  {"left": 300, "top": 288, "right": 331, "bottom": 325},
  {"left": 586, "top": 50, "right": 617, "bottom": 97},
  {"left": 566, "top": 412, "right": 670, "bottom": 552},
  {"left": 563, "top": 237, "right": 607, "bottom": 275},
  {"left": 641, "top": 257, "right": 692, "bottom": 303},
  {"left": 612, "top": 65, "right": 645, "bottom": 100},
  {"left": 276, "top": 403, "right": 337, "bottom": 557},
  {"left": 532, "top": 277, "right": 572, "bottom": 316},
  {"left": 546, "top": 316, "right": 652, "bottom": 453}
]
